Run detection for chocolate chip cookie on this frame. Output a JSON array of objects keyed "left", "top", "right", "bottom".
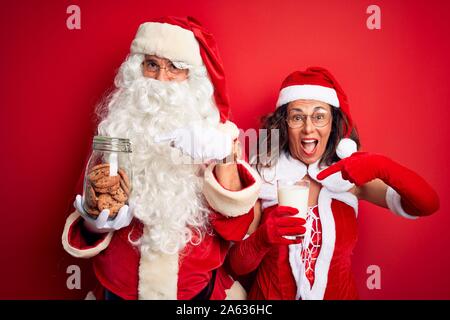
[
  {"left": 97, "top": 193, "right": 124, "bottom": 217},
  {"left": 93, "top": 182, "right": 120, "bottom": 194},
  {"left": 85, "top": 184, "right": 98, "bottom": 209},
  {"left": 110, "top": 186, "right": 128, "bottom": 203},
  {"left": 118, "top": 168, "right": 131, "bottom": 195}
]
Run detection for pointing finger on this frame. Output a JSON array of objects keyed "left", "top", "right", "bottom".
[{"left": 317, "top": 162, "right": 344, "bottom": 180}]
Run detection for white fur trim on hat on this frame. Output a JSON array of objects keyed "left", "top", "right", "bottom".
[
  {"left": 203, "top": 160, "right": 261, "bottom": 217},
  {"left": 130, "top": 22, "right": 203, "bottom": 66},
  {"left": 336, "top": 138, "right": 357, "bottom": 159},
  {"left": 276, "top": 85, "right": 340, "bottom": 108}
]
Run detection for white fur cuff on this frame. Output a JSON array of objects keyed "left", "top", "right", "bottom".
[
  {"left": 386, "top": 187, "right": 418, "bottom": 220},
  {"left": 61, "top": 211, "right": 114, "bottom": 258},
  {"left": 217, "top": 121, "right": 240, "bottom": 140},
  {"left": 203, "top": 160, "right": 261, "bottom": 217}
]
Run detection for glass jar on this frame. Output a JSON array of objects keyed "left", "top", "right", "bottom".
[{"left": 82, "top": 136, "right": 132, "bottom": 219}]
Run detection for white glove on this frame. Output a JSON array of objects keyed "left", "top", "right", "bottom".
[
  {"left": 74, "top": 194, "right": 133, "bottom": 233},
  {"left": 154, "top": 123, "right": 233, "bottom": 162}
]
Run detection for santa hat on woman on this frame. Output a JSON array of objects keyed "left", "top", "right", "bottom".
[
  {"left": 276, "top": 67, "right": 357, "bottom": 159},
  {"left": 130, "top": 16, "right": 230, "bottom": 123}
]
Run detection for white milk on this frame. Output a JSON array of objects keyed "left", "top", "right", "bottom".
[{"left": 278, "top": 185, "right": 309, "bottom": 220}]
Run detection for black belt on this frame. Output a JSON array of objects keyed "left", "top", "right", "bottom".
[{"left": 104, "top": 288, "right": 123, "bottom": 300}]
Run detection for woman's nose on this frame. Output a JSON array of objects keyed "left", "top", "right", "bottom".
[{"left": 302, "top": 116, "right": 315, "bottom": 134}]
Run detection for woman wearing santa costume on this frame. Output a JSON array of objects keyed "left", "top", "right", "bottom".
[
  {"left": 227, "top": 67, "right": 440, "bottom": 300},
  {"left": 61, "top": 16, "right": 261, "bottom": 300}
]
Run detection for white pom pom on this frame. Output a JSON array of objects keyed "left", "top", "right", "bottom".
[{"left": 336, "top": 138, "right": 357, "bottom": 159}]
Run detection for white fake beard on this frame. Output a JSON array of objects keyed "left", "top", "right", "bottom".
[{"left": 96, "top": 54, "right": 219, "bottom": 258}]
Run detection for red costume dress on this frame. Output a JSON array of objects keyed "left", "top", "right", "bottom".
[
  {"left": 62, "top": 160, "right": 261, "bottom": 300},
  {"left": 227, "top": 152, "right": 439, "bottom": 300}
]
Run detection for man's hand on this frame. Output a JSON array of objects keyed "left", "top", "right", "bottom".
[
  {"left": 154, "top": 123, "right": 233, "bottom": 162},
  {"left": 74, "top": 195, "right": 133, "bottom": 233}
]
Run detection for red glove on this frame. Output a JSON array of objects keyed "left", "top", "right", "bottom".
[
  {"left": 317, "top": 152, "right": 440, "bottom": 216},
  {"left": 257, "top": 206, "right": 306, "bottom": 246},
  {"left": 227, "top": 206, "right": 306, "bottom": 276}
]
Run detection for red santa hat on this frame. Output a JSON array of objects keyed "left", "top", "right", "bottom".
[
  {"left": 276, "top": 67, "right": 357, "bottom": 159},
  {"left": 130, "top": 16, "right": 230, "bottom": 123}
]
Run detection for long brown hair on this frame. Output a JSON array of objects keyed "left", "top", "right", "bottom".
[{"left": 257, "top": 103, "right": 360, "bottom": 168}]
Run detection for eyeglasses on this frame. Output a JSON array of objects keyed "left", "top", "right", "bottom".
[
  {"left": 286, "top": 111, "right": 331, "bottom": 129},
  {"left": 142, "top": 58, "right": 189, "bottom": 78}
]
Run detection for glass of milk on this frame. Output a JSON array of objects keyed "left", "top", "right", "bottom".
[{"left": 277, "top": 178, "right": 310, "bottom": 220}]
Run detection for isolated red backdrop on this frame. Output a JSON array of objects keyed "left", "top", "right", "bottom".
[{"left": 1, "top": 0, "right": 449, "bottom": 299}]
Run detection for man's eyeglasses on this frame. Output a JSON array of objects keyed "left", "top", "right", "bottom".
[
  {"left": 142, "top": 58, "right": 189, "bottom": 77},
  {"left": 286, "top": 111, "right": 331, "bottom": 129}
]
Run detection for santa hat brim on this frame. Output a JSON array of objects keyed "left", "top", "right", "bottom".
[
  {"left": 276, "top": 84, "right": 340, "bottom": 108},
  {"left": 130, "top": 22, "right": 203, "bottom": 67}
]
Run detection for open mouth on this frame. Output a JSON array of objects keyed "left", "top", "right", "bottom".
[{"left": 300, "top": 138, "right": 319, "bottom": 156}]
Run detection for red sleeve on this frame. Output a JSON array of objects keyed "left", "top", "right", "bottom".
[
  {"left": 210, "top": 208, "right": 254, "bottom": 241},
  {"left": 67, "top": 215, "right": 110, "bottom": 250},
  {"left": 209, "top": 162, "right": 257, "bottom": 241}
]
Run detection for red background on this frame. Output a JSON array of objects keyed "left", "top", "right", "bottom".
[{"left": 1, "top": 0, "right": 449, "bottom": 299}]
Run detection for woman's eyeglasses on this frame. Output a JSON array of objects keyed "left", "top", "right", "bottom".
[{"left": 286, "top": 111, "right": 331, "bottom": 129}]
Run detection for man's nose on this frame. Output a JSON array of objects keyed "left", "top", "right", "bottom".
[{"left": 156, "top": 69, "right": 171, "bottom": 82}]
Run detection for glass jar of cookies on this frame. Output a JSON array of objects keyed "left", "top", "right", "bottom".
[{"left": 82, "top": 136, "right": 132, "bottom": 219}]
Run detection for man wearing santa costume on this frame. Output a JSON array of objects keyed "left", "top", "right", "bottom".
[
  {"left": 227, "top": 67, "right": 440, "bottom": 299},
  {"left": 61, "top": 16, "right": 261, "bottom": 300}
]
